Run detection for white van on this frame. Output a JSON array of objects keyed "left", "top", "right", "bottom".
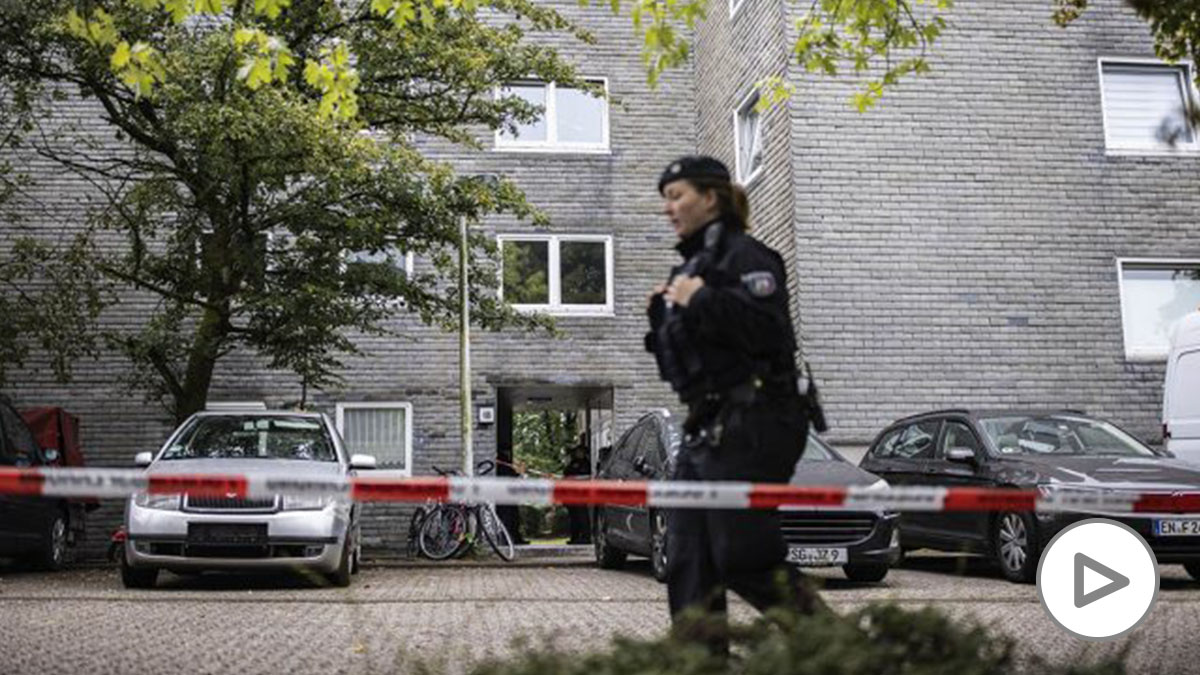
[{"left": 1164, "top": 311, "right": 1200, "bottom": 463}]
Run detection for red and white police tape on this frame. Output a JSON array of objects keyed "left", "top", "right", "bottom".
[{"left": 3, "top": 466, "right": 1200, "bottom": 513}]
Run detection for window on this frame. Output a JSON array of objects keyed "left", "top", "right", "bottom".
[
  {"left": 635, "top": 421, "right": 663, "bottom": 473},
  {"left": 161, "top": 415, "right": 337, "bottom": 462},
  {"left": 607, "top": 425, "right": 643, "bottom": 477},
  {"left": 344, "top": 247, "right": 414, "bottom": 277},
  {"left": 1117, "top": 259, "right": 1200, "bottom": 360},
  {"left": 734, "top": 89, "right": 764, "bottom": 183},
  {"left": 1099, "top": 60, "right": 1197, "bottom": 152},
  {"left": 499, "top": 235, "right": 613, "bottom": 315},
  {"left": 0, "top": 404, "right": 37, "bottom": 467},
  {"left": 335, "top": 403, "right": 413, "bottom": 473},
  {"left": 800, "top": 434, "right": 838, "bottom": 462},
  {"left": 940, "top": 421, "right": 983, "bottom": 458},
  {"left": 873, "top": 420, "right": 939, "bottom": 460},
  {"left": 496, "top": 80, "right": 609, "bottom": 152}
]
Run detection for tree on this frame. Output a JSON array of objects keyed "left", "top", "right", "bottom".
[{"left": 0, "top": 0, "right": 595, "bottom": 422}]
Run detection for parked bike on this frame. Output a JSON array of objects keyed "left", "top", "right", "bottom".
[{"left": 408, "top": 460, "right": 515, "bottom": 562}]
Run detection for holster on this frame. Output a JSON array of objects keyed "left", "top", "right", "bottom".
[{"left": 798, "top": 363, "right": 829, "bottom": 433}]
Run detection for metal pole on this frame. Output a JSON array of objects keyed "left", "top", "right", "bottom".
[{"left": 460, "top": 213, "right": 473, "bottom": 477}]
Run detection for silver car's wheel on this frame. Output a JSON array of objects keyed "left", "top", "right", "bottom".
[
  {"left": 327, "top": 539, "right": 352, "bottom": 588},
  {"left": 351, "top": 525, "right": 362, "bottom": 574},
  {"left": 994, "top": 512, "right": 1037, "bottom": 583}
]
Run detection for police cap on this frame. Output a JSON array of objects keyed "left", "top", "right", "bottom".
[{"left": 658, "top": 155, "right": 731, "bottom": 194}]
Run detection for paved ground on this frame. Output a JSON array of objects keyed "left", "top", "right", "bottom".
[{"left": 3, "top": 555, "right": 1200, "bottom": 675}]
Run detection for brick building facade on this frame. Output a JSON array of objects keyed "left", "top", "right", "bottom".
[{"left": 5, "top": 0, "right": 1199, "bottom": 559}]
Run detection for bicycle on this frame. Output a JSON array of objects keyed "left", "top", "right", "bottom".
[{"left": 414, "top": 460, "right": 516, "bottom": 562}]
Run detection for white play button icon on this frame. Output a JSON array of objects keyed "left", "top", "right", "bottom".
[
  {"left": 1038, "top": 518, "right": 1159, "bottom": 640},
  {"left": 1074, "top": 552, "right": 1129, "bottom": 608}
]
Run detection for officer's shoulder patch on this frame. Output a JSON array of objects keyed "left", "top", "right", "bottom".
[{"left": 740, "top": 271, "right": 777, "bottom": 298}]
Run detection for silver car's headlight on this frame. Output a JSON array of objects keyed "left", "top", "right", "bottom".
[
  {"left": 134, "top": 493, "right": 181, "bottom": 511},
  {"left": 282, "top": 495, "right": 334, "bottom": 511}
]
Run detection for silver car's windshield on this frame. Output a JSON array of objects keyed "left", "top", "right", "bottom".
[
  {"left": 160, "top": 415, "right": 337, "bottom": 462},
  {"left": 979, "top": 415, "right": 1154, "bottom": 457}
]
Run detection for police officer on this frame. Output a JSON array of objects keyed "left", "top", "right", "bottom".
[{"left": 645, "top": 155, "right": 825, "bottom": 652}]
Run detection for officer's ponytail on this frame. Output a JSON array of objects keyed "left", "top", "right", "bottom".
[{"left": 689, "top": 177, "right": 751, "bottom": 232}]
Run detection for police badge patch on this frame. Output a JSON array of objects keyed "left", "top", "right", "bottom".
[{"left": 741, "top": 271, "right": 777, "bottom": 297}]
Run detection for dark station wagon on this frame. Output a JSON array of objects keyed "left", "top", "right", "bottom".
[{"left": 861, "top": 409, "right": 1200, "bottom": 583}]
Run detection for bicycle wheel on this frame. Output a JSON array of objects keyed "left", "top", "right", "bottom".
[
  {"left": 478, "top": 503, "right": 516, "bottom": 562},
  {"left": 406, "top": 506, "right": 428, "bottom": 558},
  {"left": 419, "top": 506, "right": 469, "bottom": 560}
]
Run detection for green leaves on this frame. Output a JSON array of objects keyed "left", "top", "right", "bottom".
[
  {"left": 63, "top": 8, "right": 120, "bottom": 48},
  {"left": 65, "top": 8, "right": 165, "bottom": 98},
  {"left": 233, "top": 28, "right": 296, "bottom": 91},
  {"left": 117, "top": 41, "right": 168, "bottom": 98},
  {"left": 254, "top": 0, "right": 293, "bottom": 20},
  {"left": 625, "top": 0, "right": 706, "bottom": 88},
  {"left": 9, "top": 0, "right": 584, "bottom": 415},
  {"left": 303, "top": 43, "right": 360, "bottom": 120},
  {"left": 792, "top": 0, "right": 953, "bottom": 110}
]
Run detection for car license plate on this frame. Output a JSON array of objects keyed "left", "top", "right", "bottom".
[
  {"left": 1154, "top": 519, "right": 1200, "bottom": 536},
  {"left": 785, "top": 546, "right": 848, "bottom": 566},
  {"left": 187, "top": 523, "right": 268, "bottom": 545}
]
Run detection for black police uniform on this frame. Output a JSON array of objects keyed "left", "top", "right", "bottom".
[{"left": 646, "top": 157, "right": 821, "bottom": 648}]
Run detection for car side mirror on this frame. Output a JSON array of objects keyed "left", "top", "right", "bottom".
[
  {"left": 134, "top": 451, "right": 154, "bottom": 467},
  {"left": 41, "top": 447, "right": 60, "bottom": 464},
  {"left": 945, "top": 447, "right": 976, "bottom": 464},
  {"left": 349, "top": 454, "right": 377, "bottom": 470}
]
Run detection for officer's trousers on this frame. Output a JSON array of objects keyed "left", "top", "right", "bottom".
[{"left": 665, "top": 397, "right": 821, "bottom": 653}]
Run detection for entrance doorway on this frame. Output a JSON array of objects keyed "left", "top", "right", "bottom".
[{"left": 495, "top": 385, "right": 613, "bottom": 546}]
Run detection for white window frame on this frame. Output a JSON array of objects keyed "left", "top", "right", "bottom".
[
  {"left": 733, "top": 88, "right": 765, "bottom": 185},
  {"left": 494, "top": 78, "right": 611, "bottom": 154},
  {"left": 341, "top": 247, "right": 414, "bottom": 278},
  {"left": 1097, "top": 57, "right": 1200, "bottom": 155},
  {"left": 335, "top": 402, "right": 414, "bottom": 475},
  {"left": 497, "top": 234, "right": 614, "bottom": 316},
  {"left": 1116, "top": 257, "right": 1200, "bottom": 361}
]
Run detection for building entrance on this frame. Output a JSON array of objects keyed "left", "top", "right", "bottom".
[{"left": 495, "top": 385, "right": 613, "bottom": 546}]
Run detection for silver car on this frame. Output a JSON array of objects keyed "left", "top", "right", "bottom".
[{"left": 121, "top": 410, "right": 374, "bottom": 589}]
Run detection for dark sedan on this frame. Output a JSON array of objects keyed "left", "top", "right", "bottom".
[
  {"left": 593, "top": 410, "right": 900, "bottom": 583},
  {"left": 860, "top": 409, "right": 1200, "bottom": 583}
]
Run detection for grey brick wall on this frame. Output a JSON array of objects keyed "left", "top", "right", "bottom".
[
  {"left": 778, "top": 0, "right": 1200, "bottom": 447},
  {"left": 2, "top": 1, "right": 695, "bottom": 559}
]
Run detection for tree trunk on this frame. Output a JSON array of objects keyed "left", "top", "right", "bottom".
[{"left": 172, "top": 307, "right": 227, "bottom": 425}]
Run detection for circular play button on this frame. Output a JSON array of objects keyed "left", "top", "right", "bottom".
[{"left": 1036, "top": 518, "right": 1159, "bottom": 641}]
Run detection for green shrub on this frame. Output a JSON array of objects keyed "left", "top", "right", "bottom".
[{"left": 460, "top": 603, "right": 1124, "bottom": 675}]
